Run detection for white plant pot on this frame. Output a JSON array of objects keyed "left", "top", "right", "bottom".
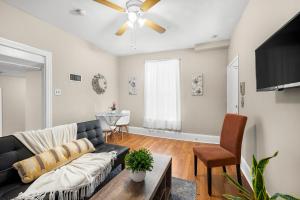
[{"left": 129, "top": 171, "right": 146, "bottom": 182}]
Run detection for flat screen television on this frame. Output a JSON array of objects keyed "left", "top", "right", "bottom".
[{"left": 255, "top": 12, "right": 300, "bottom": 91}]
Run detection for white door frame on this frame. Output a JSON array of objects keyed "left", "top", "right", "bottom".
[
  {"left": 0, "top": 37, "right": 52, "bottom": 129},
  {"left": 227, "top": 56, "right": 239, "bottom": 114}
]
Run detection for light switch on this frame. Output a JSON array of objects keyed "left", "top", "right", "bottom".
[{"left": 54, "top": 89, "right": 62, "bottom": 96}]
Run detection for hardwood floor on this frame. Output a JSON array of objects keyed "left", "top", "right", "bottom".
[{"left": 108, "top": 133, "right": 251, "bottom": 200}]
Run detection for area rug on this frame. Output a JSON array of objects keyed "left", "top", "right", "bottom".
[
  {"left": 170, "top": 177, "right": 196, "bottom": 200},
  {"left": 108, "top": 166, "right": 196, "bottom": 200}
]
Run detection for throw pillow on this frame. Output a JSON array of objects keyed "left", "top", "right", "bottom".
[{"left": 13, "top": 138, "right": 95, "bottom": 183}]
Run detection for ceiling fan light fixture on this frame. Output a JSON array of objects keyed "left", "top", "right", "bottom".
[
  {"left": 128, "top": 21, "right": 134, "bottom": 29},
  {"left": 138, "top": 18, "right": 145, "bottom": 27},
  {"left": 128, "top": 12, "right": 138, "bottom": 23}
]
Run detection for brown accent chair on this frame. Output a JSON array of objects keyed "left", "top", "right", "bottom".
[{"left": 193, "top": 114, "right": 247, "bottom": 196}]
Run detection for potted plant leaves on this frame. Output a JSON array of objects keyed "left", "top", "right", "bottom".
[
  {"left": 223, "top": 151, "right": 299, "bottom": 200},
  {"left": 125, "top": 148, "right": 154, "bottom": 182}
]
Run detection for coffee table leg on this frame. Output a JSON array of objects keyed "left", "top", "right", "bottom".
[{"left": 165, "top": 161, "right": 172, "bottom": 199}]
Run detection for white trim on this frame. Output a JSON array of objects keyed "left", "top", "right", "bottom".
[
  {"left": 241, "top": 156, "right": 252, "bottom": 189},
  {"left": 128, "top": 126, "right": 220, "bottom": 144},
  {"left": 227, "top": 56, "right": 239, "bottom": 114},
  {"left": 128, "top": 126, "right": 253, "bottom": 188},
  {"left": 0, "top": 37, "right": 52, "bottom": 128},
  {"left": 228, "top": 55, "right": 239, "bottom": 68},
  {"left": 194, "top": 40, "right": 230, "bottom": 51},
  {"left": 0, "top": 60, "right": 41, "bottom": 70}
]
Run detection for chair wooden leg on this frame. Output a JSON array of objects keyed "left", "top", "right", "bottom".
[
  {"left": 236, "top": 164, "right": 242, "bottom": 186},
  {"left": 222, "top": 166, "right": 227, "bottom": 173},
  {"left": 105, "top": 132, "right": 108, "bottom": 142},
  {"left": 125, "top": 125, "right": 128, "bottom": 133},
  {"left": 194, "top": 155, "right": 197, "bottom": 176},
  {"left": 207, "top": 167, "right": 212, "bottom": 196}
]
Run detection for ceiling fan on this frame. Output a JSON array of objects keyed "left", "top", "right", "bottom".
[{"left": 95, "top": 0, "right": 166, "bottom": 36}]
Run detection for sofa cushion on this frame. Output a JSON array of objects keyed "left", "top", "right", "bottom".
[
  {"left": 94, "top": 143, "right": 129, "bottom": 168},
  {"left": 0, "top": 136, "right": 34, "bottom": 186},
  {"left": 77, "top": 120, "right": 104, "bottom": 147},
  {"left": 0, "top": 181, "right": 30, "bottom": 200}
]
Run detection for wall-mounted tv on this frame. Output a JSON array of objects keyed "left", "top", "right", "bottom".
[{"left": 255, "top": 12, "right": 300, "bottom": 91}]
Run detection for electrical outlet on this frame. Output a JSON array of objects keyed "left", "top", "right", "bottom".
[{"left": 54, "top": 89, "right": 62, "bottom": 96}]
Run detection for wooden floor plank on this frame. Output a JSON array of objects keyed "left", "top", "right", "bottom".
[{"left": 108, "top": 133, "right": 251, "bottom": 200}]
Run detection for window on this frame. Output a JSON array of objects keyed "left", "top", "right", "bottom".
[{"left": 144, "top": 59, "right": 181, "bottom": 130}]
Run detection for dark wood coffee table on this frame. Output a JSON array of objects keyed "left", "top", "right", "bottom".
[{"left": 91, "top": 153, "right": 172, "bottom": 200}]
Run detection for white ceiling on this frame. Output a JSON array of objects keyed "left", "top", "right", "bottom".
[{"left": 5, "top": 0, "right": 249, "bottom": 56}]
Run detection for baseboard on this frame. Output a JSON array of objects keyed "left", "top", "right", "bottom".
[
  {"left": 128, "top": 126, "right": 253, "bottom": 188},
  {"left": 241, "top": 157, "right": 252, "bottom": 189},
  {"left": 128, "top": 126, "right": 220, "bottom": 144}
]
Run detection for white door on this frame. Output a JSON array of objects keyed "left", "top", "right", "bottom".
[
  {"left": 0, "top": 88, "right": 2, "bottom": 137},
  {"left": 227, "top": 57, "right": 239, "bottom": 114}
]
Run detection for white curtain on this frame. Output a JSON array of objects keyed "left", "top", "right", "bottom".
[{"left": 144, "top": 59, "right": 181, "bottom": 131}]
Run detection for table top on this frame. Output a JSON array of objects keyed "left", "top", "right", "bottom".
[
  {"left": 95, "top": 111, "right": 127, "bottom": 117},
  {"left": 91, "top": 154, "right": 172, "bottom": 200}
]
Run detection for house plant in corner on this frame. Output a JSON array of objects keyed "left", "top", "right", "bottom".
[
  {"left": 223, "top": 151, "right": 300, "bottom": 200},
  {"left": 125, "top": 148, "right": 154, "bottom": 182}
]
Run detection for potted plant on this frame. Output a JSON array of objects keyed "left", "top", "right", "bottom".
[
  {"left": 223, "top": 151, "right": 299, "bottom": 200},
  {"left": 125, "top": 148, "right": 154, "bottom": 182}
]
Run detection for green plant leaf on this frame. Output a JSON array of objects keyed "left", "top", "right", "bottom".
[
  {"left": 252, "top": 155, "right": 258, "bottom": 187},
  {"left": 270, "top": 193, "right": 300, "bottom": 200},
  {"left": 257, "top": 151, "right": 278, "bottom": 175},
  {"left": 223, "top": 173, "right": 251, "bottom": 198},
  {"left": 125, "top": 148, "right": 154, "bottom": 172},
  {"left": 253, "top": 167, "right": 268, "bottom": 200},
  {"left": 257, "top": 190, "right": 269, "bottom": 200},
  {"left": 223, "top": 194, "right": 247, "bottom": 200}
]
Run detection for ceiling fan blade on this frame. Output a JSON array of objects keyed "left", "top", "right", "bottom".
[
  {"left": 95, "top": 0, "right": 125, "bottom": 12},
  {"left": 144, "top": 19, "right": 166, "bottom": 33},
  {"left": 140, "top": 0, "right": 160, "bottom": 12},
  {"left": 115, "top": 22, "right": 129, "bottom": 36}
]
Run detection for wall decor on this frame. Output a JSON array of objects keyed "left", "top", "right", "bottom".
[
  {"left": 240, "top": 82, "right": 246, "bottom": 108},
  {"left": 192, "top": 74, "right": 203, "bottom": 96},
  {"left": 92, "top": 73, "right": 107, "bottom": 95},
  {"left": 128, "top": 77, "right": 137, "bottom": 95}
]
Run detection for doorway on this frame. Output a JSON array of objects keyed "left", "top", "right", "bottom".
[
  {"left": 0, "top": 37, "right": 52, "bottom": 136},
  {"left": 227, "top": 56, "right": 239, "bottom": 114}
]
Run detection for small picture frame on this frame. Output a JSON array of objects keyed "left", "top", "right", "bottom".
[
  {"left": 192, "top": 74, "right": 203, "bottom": 96},
  {"left": 129, "top": 77, "right": 137, "bottom": 95}
]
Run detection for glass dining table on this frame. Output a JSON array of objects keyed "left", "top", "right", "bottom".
[{"left": 95, "top": 111, "right": 127, "bottom": 141}]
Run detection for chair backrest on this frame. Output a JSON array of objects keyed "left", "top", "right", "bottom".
[
  {"left": 220, "top": 114, "right": 247, "bottom": 163},
  {"left": 116, "top": 110, "right": 131, "bottom": 125}
]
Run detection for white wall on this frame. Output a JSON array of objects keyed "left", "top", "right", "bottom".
[
  {"left": 119, "top": 48, "right": 228, "bottom": 135},
  {"left": 229, "top": 0, "right": 300, "bottom": 195},
  {"left": 25, "top": 71, "right": 43, "bottom": 130},
  {"left": 0, "top": 75, "right": 26, "bottom": 135},
  {"left": 0, "top": 72, "right": 43, "bottom": 136},
  {"left": 0, "top": 1, "right": 119, "bottom": 128}
]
